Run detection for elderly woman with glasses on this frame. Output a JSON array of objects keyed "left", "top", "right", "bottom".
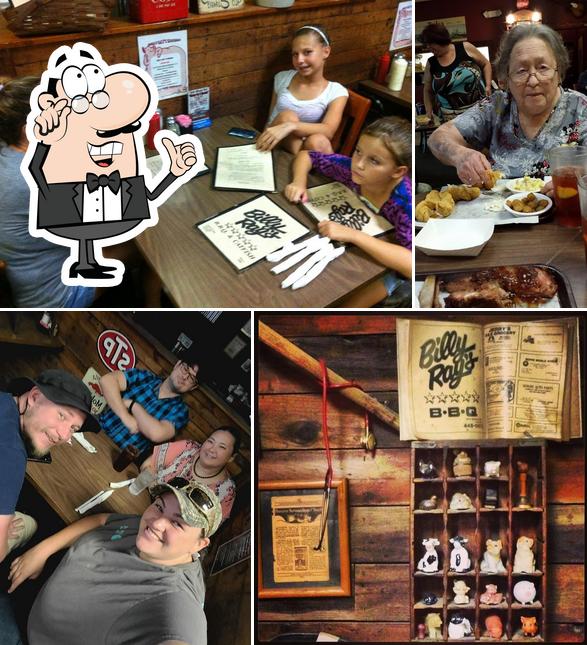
[{"left": 429, "top": 23, "right": 587, "bottom": 191}]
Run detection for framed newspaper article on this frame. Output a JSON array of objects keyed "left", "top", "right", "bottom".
[{"left": 258, "top": 479, "right": 350, "bottom": 599}]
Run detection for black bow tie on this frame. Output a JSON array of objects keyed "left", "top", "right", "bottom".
[{"left": 86, "top": 170, "right": 121, "bottom": 194}]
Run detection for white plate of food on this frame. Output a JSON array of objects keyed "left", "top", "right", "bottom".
[
  {"left": 505, "top": 176, "right": 546, "bottom": 193},
  {"left": 415, "top": 219, "right": 494, "bottom": 256},
  {"left": 504, "top": 192, "right": 552, "bottom": 217}
]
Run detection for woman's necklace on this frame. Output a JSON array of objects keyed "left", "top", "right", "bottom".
[{"left": 193, "top": 456, "right": 224, "bottom": 479}]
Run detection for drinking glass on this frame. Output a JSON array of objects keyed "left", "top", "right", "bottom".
[
  {"left": 578, "top": 173, "right": 587, "bottom": 263},
  {"left": 547, "top": 146, "right": 587, "bottom": 227}
]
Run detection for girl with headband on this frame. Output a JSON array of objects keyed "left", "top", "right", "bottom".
[{"left": 256, "top": 25, "right": 348, "bottom": 154}]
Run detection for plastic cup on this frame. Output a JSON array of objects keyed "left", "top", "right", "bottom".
[
  {"left": 579, "top": 174, "right": 587, "bottom": 263},
  {"left": 129, "top": 469, "right": 156, "bottom": 496},
  {"left": 547, "top": 146, "right": 587, "bottom": 227}
]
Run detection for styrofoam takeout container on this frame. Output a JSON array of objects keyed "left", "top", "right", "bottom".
[{"left": 415, "top": 219, "right": 495, "bottom": 256}]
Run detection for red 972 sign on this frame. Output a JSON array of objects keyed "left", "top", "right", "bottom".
[{"left": 97, "top": 330, "right": 136, "bottom": 372}]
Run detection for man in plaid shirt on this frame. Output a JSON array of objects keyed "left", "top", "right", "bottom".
[{"left": 99, "top": 359, "right": 199, "bottom": 456}]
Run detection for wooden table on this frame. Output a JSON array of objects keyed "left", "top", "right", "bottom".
[
  {"left": 27, "top": 431, "right": 150, "bottom": 525},
  {"left": 358, "top": 78, "right": 411, "bottom": 110},
  {"left": 135, "top": 115, "right": 392, "bottom": 307},
  {"left": 415, "top": 221, "right": 586, "bottom": 307}
]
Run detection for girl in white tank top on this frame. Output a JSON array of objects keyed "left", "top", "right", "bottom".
[{"left": 256, "top": 25, "right": 348, "bottom": 155}]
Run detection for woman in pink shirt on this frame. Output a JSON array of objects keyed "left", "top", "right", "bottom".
[{"left": 142, "top": 426, "right": 240, "bottom": 522}]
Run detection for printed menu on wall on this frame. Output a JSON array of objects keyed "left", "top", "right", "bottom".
[
  {"left": 302, "top": 182, "right": 393, "bottom": 237},
  {"left": 396, "top": 317, "right": 582, "bottom": 441},
  {"left": 195, "top": 194, "right": 309, "bottom": 272}
]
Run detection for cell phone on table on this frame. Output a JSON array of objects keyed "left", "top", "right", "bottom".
[
  {"left": 28, "top": 452, "right": 52, "bottom": 464},
  {"left": 227, "top": 127, "right": 256, "bottom": 140}
]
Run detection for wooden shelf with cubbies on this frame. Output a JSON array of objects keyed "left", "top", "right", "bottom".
[{"left": 410, "top": 440, "right": 547, "bottom": 642}]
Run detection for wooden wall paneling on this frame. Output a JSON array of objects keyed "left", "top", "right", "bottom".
[
  {"left": 351, "top": 506, "right": 409, "bottom": 563},
  {"left": 258, "top": 336, "right": 398, "bottom": 393},
  {"left": 259, "top": 564, "right": 409, "bottom": 622},
  {"left": 258, "top": 621, "right": 411, "bottom": 643},
  {"left": 3, "top": 0, "right": 395, "bottom": 131},
  {"left": 258, "top": 392, "right": 402, "bottom": 450},
  {"left": 258, "top": 449, "right": 410, "bottom": 506},
  {"left": 259, "top": 314, "right": 397, "bottom": 337},
  {"left": 547, "top": 505, "right": 585, "bottom": 563}
]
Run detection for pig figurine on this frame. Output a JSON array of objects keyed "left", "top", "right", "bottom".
[
  {"left": 513, "top": 580, "right": 537, "bottom": 605},
  {"left": 479, "top": 584, "right": 503, "bottom": 605},
  {"left": 520, "top": 616, "right": 538, "bottom": 637},
  {"left": 484, "top": 460, "right": 501, "bottom": 477},
  {"left": 448, "top": 614, "right": 473, "bottom": 639},
  {"left": 485, "top": 615, "right": 503, "bottom": 639}
]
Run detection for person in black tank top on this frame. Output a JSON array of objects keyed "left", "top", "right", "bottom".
[{"left": 421, "top": 22, "right": 492, "bottom": 122}]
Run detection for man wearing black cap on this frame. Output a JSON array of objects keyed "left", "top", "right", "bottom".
[{"left": 0, "top": 369, "right": 99, "bottom": 564}]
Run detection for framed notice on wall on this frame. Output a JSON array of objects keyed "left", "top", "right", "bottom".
[
  {"left": 258, "top": 479, "right": 351, "bottom": 599},
  {"left": 195, "top": 194, "right": 309, "bottom": 272},
  {"left": 303, "top": 182, "right": 393, "bottom": 237}
]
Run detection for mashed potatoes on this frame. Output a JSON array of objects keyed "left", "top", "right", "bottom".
[{"left": 510, "top": 176, "right": 545, "bottom": 192}]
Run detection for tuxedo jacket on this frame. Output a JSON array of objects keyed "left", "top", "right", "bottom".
[{"left": 29, "top": 143, "right": 176, "bottom": 229}]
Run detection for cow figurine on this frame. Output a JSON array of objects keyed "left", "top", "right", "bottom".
[
  {"left": 449, "top": 536, "right": 471, "bottom": 572},
  {"left": 448, "top": 614, "right": 473, "bottom": 639},
  {"left": 417, "top": 537, "right": 440, "bottom": 573}
]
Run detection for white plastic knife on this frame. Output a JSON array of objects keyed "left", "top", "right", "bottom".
[
  {"left": 281, "top": 244, "right": 333, "bottom": 289},
  {"left": 271, "top": 236, "right": 329, "bottom": 274},
  {"left": 265, "top": 235, "right": 321, "bottom": 263},
  {"left": 75, "top": 489, "right": 114, "bottom": 514},
  {"left": 73, "top": 432, "right": 97, "bottom": 453},
  {"left": 291, "top": 246, "right": 346, "bottom": 289}
]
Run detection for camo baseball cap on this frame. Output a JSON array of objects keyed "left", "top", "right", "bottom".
[{"left": 150, "top": 478, "right": 222, "bottom": 537}]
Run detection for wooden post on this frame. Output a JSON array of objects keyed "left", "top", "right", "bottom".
[{"left": 258, "top": 320, "right": 400, "bottom": 432}]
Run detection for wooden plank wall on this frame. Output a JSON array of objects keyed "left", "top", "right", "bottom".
[
  {"left": 257, "top": 314, "right": 585, "bottom": 643},
  {"left": 2, "top": 0, "right": 396, "bottom": 130}
]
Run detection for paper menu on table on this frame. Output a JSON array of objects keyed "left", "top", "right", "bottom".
[
  {"left": 302, "top": 182, "right": 393, "bottom": 237},
  {"left": 213, "top": 144, "right": 276, "bottom": 193}
]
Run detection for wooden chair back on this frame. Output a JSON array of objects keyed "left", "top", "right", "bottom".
[{"left": 332, "top": 89, "right": 372, "bottom": 157}]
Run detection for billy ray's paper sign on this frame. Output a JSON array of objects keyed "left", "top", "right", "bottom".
[
  {"left": 195, "top": 194, "right": 309, "bottom": 272},
  {"left": 302, "top": 182, "right": 393, "bottom": 237},
  {"left": 214, "top": 144, "right": 276, "bottom": 193}
]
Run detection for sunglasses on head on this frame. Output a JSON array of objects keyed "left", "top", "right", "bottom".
[{"left": 167, "top": 477, "right": 216, "bottom": 512}]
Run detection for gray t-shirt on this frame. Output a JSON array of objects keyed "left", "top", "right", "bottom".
[
  {"left": 0, "top": 145, "right": 94, "bottom": 307},
  {"left": 451, "top": 88, "right": 587, "bottom": 178},
  {"left": 28, "top": 514, "right": 207, "bottom": 645}
]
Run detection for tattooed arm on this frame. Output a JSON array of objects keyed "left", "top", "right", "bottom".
[{"left": 428, "top": 122, "right": 492, "bottom": 186}]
